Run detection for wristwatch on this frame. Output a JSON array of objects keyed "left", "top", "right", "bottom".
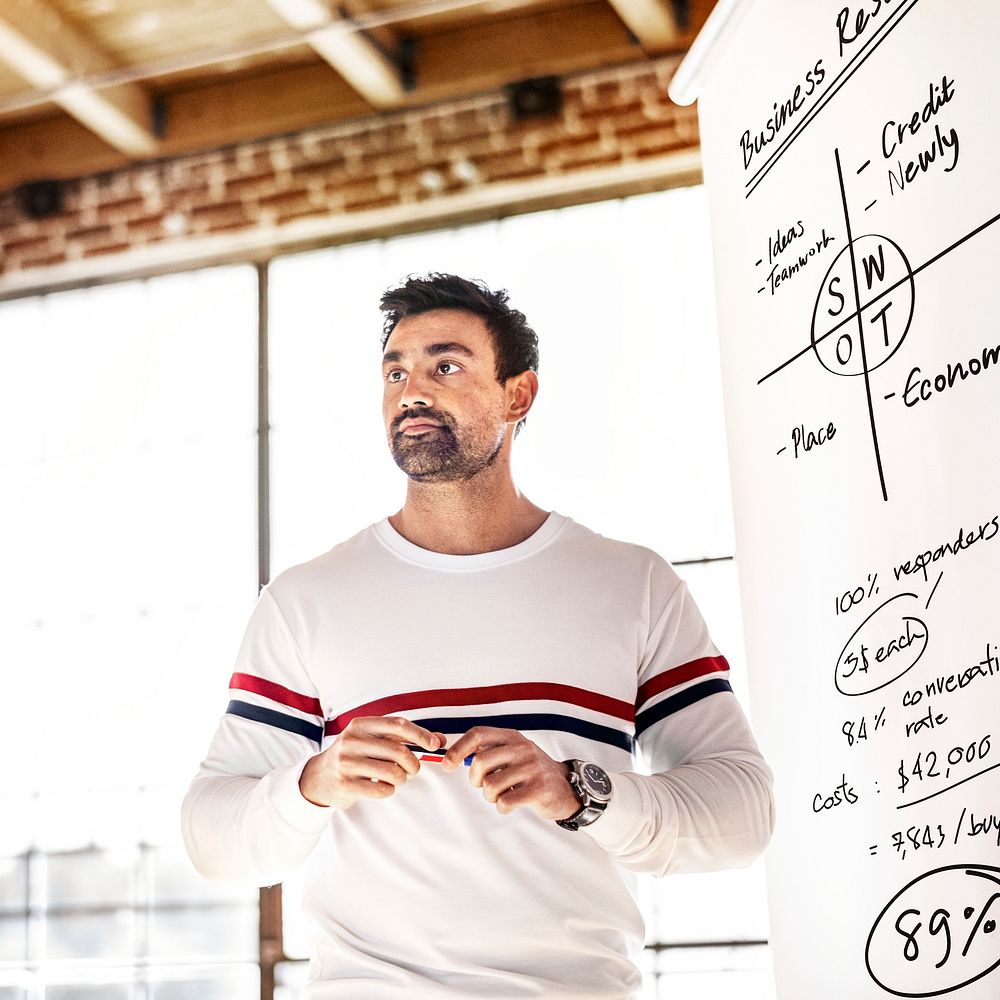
[{"left": 556, "top": 759, "right": 613, "bottom": 831}]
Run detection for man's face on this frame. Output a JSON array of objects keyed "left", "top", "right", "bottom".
[{"left": 381, "top": 308, "right": 510, "bottom": 483}]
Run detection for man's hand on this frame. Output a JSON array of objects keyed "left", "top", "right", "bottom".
[
  {"left": 441, "top": 726, "right": 581, "bottom": 820},
  {"left": 299, "top": 716, "right": 447, "bottom": 809}
]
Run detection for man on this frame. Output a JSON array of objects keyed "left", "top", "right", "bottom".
[{"left": 182, "top": 273, "right": 775, "bottom": 999}]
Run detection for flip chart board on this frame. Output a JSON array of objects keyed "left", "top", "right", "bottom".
[{"left": 670, "top": 2, "right": 1000, "bottom": 996}]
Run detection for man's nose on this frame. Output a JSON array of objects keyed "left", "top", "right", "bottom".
[{"left": 399, "top": 371, "right": 435, "bottom": 410}]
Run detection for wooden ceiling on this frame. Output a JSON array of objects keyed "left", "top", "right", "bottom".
[{"left": 0, "top": 0, "right": 715, "bottom": 192}]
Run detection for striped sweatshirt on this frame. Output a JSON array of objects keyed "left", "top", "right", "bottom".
[{"left": 182, "top": 511, "right": 775, "bottom": 999}]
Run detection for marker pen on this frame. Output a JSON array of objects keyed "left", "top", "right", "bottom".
[{"left": 406, "top": 745, "right": 474, "bottom": 766}]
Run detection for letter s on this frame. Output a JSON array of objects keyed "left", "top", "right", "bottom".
[{"left": 826, "top": 275, "right": 846, "bottom": 317}]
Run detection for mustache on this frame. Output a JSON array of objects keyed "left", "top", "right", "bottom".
[{"left": 392, "top": 409, "right": 452, "bottom": 433}]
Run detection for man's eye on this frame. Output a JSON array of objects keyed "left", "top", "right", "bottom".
[
  {"left": 385, "top": 370, "right": 406, "bottom": 383},
  {"left": 437, "top": 361, "right": 462, "bottom": 375}
]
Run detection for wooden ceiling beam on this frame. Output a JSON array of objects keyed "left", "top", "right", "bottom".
[
  {"left": 262, "top": 0, "right": 405, "bottom": 107},
  {"left": 416, "top": 3, "right": 638, "bottom": 93},
  {"left": 0, "top": 2, "right": 651, "bottom": 191},
  {"left": 0, "top": 0, "right": 157, "bottom": 156},
  {"left": 605, "top": 0, "right": 683, "bottom": 51},
  {"left": 0, "top": 62, "right": 367, "bottom": 191}
]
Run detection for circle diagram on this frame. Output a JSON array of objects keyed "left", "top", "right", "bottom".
[{"left": 811, "top": 234, "right": 915, "bottom": 377}]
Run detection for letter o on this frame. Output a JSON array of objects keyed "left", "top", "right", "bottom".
[
  {"left": 970, "top": 358, "right": 981, "bottom": 375},
  {"left": 934, "top": 374, "right": 946, "bottom": 392},
  {"left": 836, "top": 333, "right": 853, "bottom": 365}
]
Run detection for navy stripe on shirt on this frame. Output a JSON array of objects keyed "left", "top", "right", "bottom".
[
  {"left": 411, "top": 712, "right": 635, "bottom": 754},
  {"left": 226, "top": 699, "right": 324, "bottom": 744},
  {"left": 634, "top": 678, "right": 733, "bottom": 737}
]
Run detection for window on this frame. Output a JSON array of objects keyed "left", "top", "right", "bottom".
[
  {"left": 0, "top": 184, "right": 774, "bottom": 998},
  {"left": 0, "top": 267, "right": 261, "bottom": 999}
]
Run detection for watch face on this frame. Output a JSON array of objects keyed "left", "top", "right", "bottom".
[{"left": 582, "top": 763, "right": 612, "bottom": 797}]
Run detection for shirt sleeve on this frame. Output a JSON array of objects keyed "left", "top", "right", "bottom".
[
  {"left": 583, "top": 556, "right": 776, "bottom": 876},
  {"left": 181, "top": 583, "right": 332, "bottom": 887}
]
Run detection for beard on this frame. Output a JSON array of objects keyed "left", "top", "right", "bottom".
[{"left": 389, "top": 409, "right": 504, "bottom": 483}]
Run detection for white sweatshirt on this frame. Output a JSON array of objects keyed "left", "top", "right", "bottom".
[{"left": 182, "top": 512, "right": 774, "bottom": 999}]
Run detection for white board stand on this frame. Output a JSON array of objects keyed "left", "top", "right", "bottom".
[{"left": 672, "top": 2, "right": 1000, "bottom": 997}]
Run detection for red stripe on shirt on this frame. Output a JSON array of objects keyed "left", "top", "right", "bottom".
[
  {"left": 325, "top": 682, "right": 633, "bottom": 736},
  {"left": 635, "top": 655, "right": 730, "bottom": 712},
  {"left": 229, "top": 672, "right": 323, "bottom": 718}
]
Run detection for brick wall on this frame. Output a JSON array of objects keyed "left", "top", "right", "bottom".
[{"left": 0, "top": 57, "right": 699, "bottom": 294}]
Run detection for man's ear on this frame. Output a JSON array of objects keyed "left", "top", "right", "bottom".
[{"left": 507, "top": 369, "right": 538, "bottom": 424}]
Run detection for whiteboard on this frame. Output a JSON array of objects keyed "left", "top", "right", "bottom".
[{"left": 673, "top": 1, "right": 1000, "bottom": 997}]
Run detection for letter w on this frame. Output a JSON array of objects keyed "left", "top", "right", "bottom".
[{"left": 862, "top": 244, "right": 886, "bottom": 290}]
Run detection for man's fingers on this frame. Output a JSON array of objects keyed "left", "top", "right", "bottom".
[
  {"left": 351, "top": 757, "right": 410, "bottom": 787},
  {"left": 358, "top": 715, "right": 444, "bottom": 750},
  {"left": 495, "top": 782, "right": 533, "bottom": 814},
  {"left": 482, "top": 763, "right": 533, "bottom": 803},
  {"left": 345, "top": 776, "right": 396, "bottom": 799},
  {"left": 468, "top": 745, "right": 519, "bottom": 788},
  {"left": 442, "top": 726, "right": 516, "bottom": 770},
  {"left": 347, "top": 715, "right": 444, "bottom": 752},
  {"left": 338, "top": 736, "right": 417, "bottom": 778}
]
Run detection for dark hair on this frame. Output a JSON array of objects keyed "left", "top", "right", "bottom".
[{"left": 380, "top": 273, "right": 539, "bottom": 438}]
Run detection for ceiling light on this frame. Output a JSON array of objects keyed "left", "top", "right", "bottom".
[
  {"left": 132, "top": 12, "right": 161, "bottom": 35},
  {"left": 418, "top": 169, "right": 445, "bottom": 192},
  {"left": 162, "top": 211, "right": 188, "bottom": 236},
  {"left": 452, "top": 158, "right": 480, "bottom": 184}
]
